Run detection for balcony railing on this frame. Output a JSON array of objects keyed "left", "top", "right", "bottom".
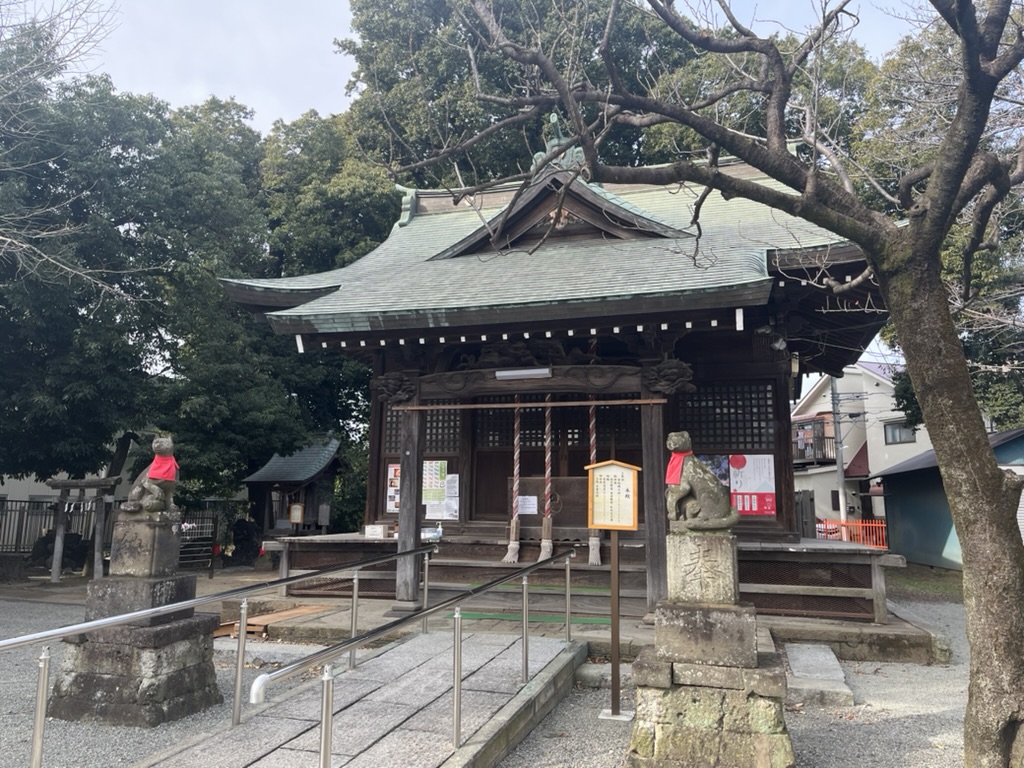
[
  {"left": 816, "top": 518, "right": 888, "bottom": 549},
  {"left": 793, "top": 434, "right": 836, "bottom": 462}
]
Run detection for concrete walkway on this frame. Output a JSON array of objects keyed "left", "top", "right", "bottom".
[
  {"left": 0, "top": 565, "right": 949, "bottom": 767},
  {"left": 135, "top": 632, "right": 586, "bottom": 768}
]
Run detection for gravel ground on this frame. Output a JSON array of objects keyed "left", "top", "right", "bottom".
[
  {"left": 0, "top": 598, "right": 968, "bottom": 767},
  {"left": 0, "top": 600, "right": 325, "bottom": 768},
  {"left": 498, "top": 599, "right": 969, "bottom": 768}
]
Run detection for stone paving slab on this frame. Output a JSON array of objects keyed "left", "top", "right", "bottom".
[
  {"left": 137, "top": 632, "right": 583, "bottom": 768},
  {"left": 784, "top": 642, "right": 855, "bottom": 707},
  {"left": 148, "top": 712, "right": 320, "bottom": 768}
]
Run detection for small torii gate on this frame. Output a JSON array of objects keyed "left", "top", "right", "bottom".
[{"left": 44, "top": 477, "right": 121, "bottom": 583}]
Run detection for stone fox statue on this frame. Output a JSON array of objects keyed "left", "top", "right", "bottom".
[
  {"left": 120, "top": 435, "right": 179, "bottom": 517},
  {"left": 664, "top": 431, "right": 739, "bottom": 531}
]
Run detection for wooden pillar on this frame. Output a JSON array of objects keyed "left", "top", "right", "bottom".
[
  {"left": 92, "top": 496, "right": 107, "bottom": 580},
  {"left": 365, "top": 351, "right": 386, "bottom": 526},
  {"left": 49, "top": 488, "right": 70, "bottom": 584},
  {"left": 773, "top": 368, "right": 797, "bottom": 534},
  {"left": 640, "top": 379, "right": 667, "bottom": 612},
  {"left": 395, "top": 376, "right": 425, "bottom": 607}
]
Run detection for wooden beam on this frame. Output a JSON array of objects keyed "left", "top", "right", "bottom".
[{"left": 392, "top": 398, "right": 666, "bottom": 411}]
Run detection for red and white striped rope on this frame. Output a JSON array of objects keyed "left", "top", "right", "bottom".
[
  {"left": 544, "top": 393, "right": 552, "bottom": 518},
  {"left": 589, "top": 396, "right": 597, "bottom": 466},
  {"left": 512, "top": 395, "right": 521, "bottom": 519}
]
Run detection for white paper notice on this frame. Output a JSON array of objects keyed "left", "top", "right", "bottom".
[
  {"left": 445, "top": 474, "right": 460, "bottom": 497},
  {"left": 517, "top": 495, "right": 539, "bottom": 515}
]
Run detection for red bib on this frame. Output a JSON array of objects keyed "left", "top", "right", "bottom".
[
  {"left": 148, "top": 455, "right": 179, "bottom": 481},
  {"left": 665, "top": 451, "right": 692, "bottom": 484}
]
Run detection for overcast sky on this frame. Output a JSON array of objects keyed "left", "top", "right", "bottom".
[
  {"left": 93, "top": 0, "right": 356, "bottom": 133},
  {"left": 90, "top": 1, "right": 913, "bottom": 136}
]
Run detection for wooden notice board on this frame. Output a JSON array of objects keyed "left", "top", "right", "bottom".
[{"left": 585, "top": 460, "right": 640, "bottom": 531}]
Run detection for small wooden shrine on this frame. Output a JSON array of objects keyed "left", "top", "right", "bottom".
[{"left": 223, "top": 152, "right": 886, "bottom": 613}]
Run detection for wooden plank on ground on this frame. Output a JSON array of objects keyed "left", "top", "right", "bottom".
[
  {"left": 213, "top": 605, "right": 333, "bottom": 638},
  {"left": 247, "top": 605, "right": 332, "bottom": 635}
]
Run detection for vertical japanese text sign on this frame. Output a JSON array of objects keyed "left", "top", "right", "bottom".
[{"left": 585, "top": 460, "right": 641, "bottom": 531}]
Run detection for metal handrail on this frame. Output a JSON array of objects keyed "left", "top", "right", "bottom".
[
  {"left": 0, "top": 544, "right": 439, "bottom": 652},
  {"left": 250, "top": 547, "right": 577, "bottom": 704},
  {"left": 5, "top": 542, "right": 438, "bottom": 768}
]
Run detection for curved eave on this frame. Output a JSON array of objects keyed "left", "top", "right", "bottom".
[
  {"left": 219, "top": 278, "right": 339, "bottom": 311},
  {"left": 261, "top": 279, "right": 773, "bottom": 337}
]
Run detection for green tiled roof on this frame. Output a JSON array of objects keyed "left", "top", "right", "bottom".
[
  {"left": 222, "top": 164, "right": 851, "bottom": 336},
  {"left": 242, "top": 438, "right": 340, "bottom": 484}
]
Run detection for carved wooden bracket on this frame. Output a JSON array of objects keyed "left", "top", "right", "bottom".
[
  {"left": 371, "top": 371, "right": 417, "bottom": 403},
  {"left": 642, "top": 359, "right": 696, "bottom": 395}
]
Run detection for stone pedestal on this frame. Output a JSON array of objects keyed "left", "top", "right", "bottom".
[
  {"left": 626, "top": 530, "right": 795, "bottom": 767},
  {"left": 665, "top": 530, "right": 738, "bottom": 603},
  {"left": 48, "top": 517, "right": 222, "bottom": 726},
  {"left": 109, "top": 515, "right": 181, "bottom": 577},
  {"left": 655, "top": 601, "right": 758, "bottom": 669}
]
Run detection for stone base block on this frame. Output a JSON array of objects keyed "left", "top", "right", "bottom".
[
  {"left": 83, "top": 574, "right": 197, "bottom": 627},
  {"left": 49, "top": 613, "right": 222, "bottom": 727},
  {"left": 0, "top": 553, "right": 25, "bottom": 582},
  {"left": 626, "top": 684, "right": 795, "bottom": 768},
  {"left": 666, "top": 532, "right": 738, "bottom": 604},
  {"left": 109, "top": 517, "right": 181, "bottom": 577},
  {"left": 655, "top": 600, "right": 757, "bottom": 668},
  {"left": 632, "top": 646, "right": 786, "bottom": 699}
]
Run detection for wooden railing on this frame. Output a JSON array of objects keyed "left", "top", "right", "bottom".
[{"left": 817, "top": 518, "right": 888, "bottom": 549}]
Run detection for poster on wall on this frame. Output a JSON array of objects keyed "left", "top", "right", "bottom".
[
  {"left": 385, "top": 464, "right": 401, "bottom": 514},
  {"left": 729, "top": 454, "right": 776, "bottom": 515},
  {"left": 422, "top": 460, "right": 447, "bottom": 502},
  {"left": 387, "top": 461, "right": 458, "bottom": 519},
  {"left": 426, "top": 472, "right": 460, "bottom": 520}
]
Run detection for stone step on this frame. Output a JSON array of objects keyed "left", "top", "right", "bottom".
[{"left": 784, "top": 642, "right": 855, "bottom": 706}]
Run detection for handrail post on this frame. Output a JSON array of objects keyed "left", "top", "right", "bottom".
[
  {"left": 421, "top": 551, "right": 431, "bottom": 635},
  {"left": 564, "top": 555, "right": 572, "bottom": 643},
  {"left": 452, "top": 606, "right": 463, "bottom": 748},
  {"left": 319, "top": 664, "right": 334, "bottom": 768},
  {"left": 29, "top": 646, "right": 50, "bottom": 768},
  {"left": 349, "top": 572, "right": 359, "bottom": 670},
  {"left": 521, "top": 574, "right": 529, "bottom": 684},
  {"left": 232, "top": 598, "right": 249, "bottom": 726}
]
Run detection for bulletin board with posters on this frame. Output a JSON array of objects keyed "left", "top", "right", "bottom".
[
  {"left": 696, "top": 453, "right": 777, "bottom": 517},
  {"left": 385, "top": 461, "right": 460, "bottom": 520}
]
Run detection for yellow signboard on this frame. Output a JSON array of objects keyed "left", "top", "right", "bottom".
[{"left": 585, "top": 460, "right": 640, "bottom": 531}]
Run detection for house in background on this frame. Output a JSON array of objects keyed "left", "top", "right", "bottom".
[
  {"left": 791, "top": 362, "right": 936, "bottom": 523},
  {"left": 877, "top": 426, "right": 1024, "bottom": 570}
]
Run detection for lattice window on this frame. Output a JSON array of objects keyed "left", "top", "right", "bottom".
[
  {"left": 678, "top": 382, "right": 775, "bottom": 452},
  {"left": 474, "top": 395, "right": 567, "bottom": 448},
  {"left": 425, "top": 401, "right": 460, "bottom": 453},
  {"left": 476, "top": 397, "right": 514, "bottom": 448},
  {"left": 384, "top": 407, "right": 400, "bottom": 453},
  {"left": 597, "top": 402, "right": 641, "bottom": 448},
  {"left": 383, "top": 402, "right": 461, "bottom": 454},
  {"left": 563, "top": 406, "right": 587, "bottom": 448}
]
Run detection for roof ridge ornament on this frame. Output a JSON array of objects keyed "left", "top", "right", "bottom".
[
  {"left": 531, "top": 113, "right": 586, "bottom": 177},
  {"left": 395, "top": 184, "right": 418, "bottom": 228}
]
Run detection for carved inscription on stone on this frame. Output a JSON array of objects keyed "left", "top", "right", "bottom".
[{"left": 666, "top": 532, "right": 739, "bottom": 604}]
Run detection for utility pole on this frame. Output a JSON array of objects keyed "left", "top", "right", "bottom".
[{"left": 830, "top": 377, "right": 849, "bottom": 540}]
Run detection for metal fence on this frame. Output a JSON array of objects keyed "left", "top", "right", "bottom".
[
  {"left": 178, "top": 508, "right": 220, "bottom": 575},
  {"left": 0, "top": 500, "right": 98, "bottom": 554}
]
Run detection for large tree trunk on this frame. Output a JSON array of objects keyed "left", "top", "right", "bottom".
[{"left": 879, "top": 233, "right": 1024, "bottom": 767}]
